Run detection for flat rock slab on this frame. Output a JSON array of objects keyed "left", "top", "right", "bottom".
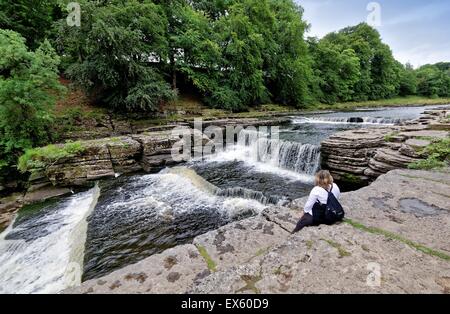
[
  {"left": 399, "top": 130, "right": 449, "bottom": 139},
  {"left": 193, "top": 216, "right": 289, "bottom": 271},
  {"left": 65, "top": 244, "right": 208, "bottom": 294},
  {"left": 0, "top": 193, "right": 24, "bottom": 232},
  {"left": 67, "top": 168, "right": 450, "bottom": 294},
  {"left": 191, "top": 223, "right": 450, "bottom": 294},
  {"left": 341, "top": 169, "right": 450, "bottom": 254},
  {"left": 23, "top": 186, "right": 72, "bottom": 204}
]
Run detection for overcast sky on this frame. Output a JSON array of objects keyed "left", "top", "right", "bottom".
[{"left": 296, "top": 0, "right": 450, "bottom": 68}]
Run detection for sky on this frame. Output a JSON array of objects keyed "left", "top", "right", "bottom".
[{"left": 296, "top": 0, "right": 450, "bottom": 68}]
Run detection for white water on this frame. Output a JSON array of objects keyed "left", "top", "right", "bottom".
[
  {"left": 123, "top": 168, "right": 267, "bottom": 219},
  {"left": 293, "top": 116, "right": 405, "bottom": 125},
  {"left": 204, "top": 130, "right": 320, "bottom": 183},
  {"left": 0, "top": 186, "right": 99, "bottom": 294}
]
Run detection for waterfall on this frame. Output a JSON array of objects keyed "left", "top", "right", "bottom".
[
  {"left": 216, "top": 187, "right": 284, "bottom": 206},
  {"left": 0, "top": 186, "right": 99, "bottom": 294},
  {"left": 236, "top": 130, "right": 321, "bottom": 176},
  {"left": 293, "top": 116, "right": 404, "bottom": 125}
]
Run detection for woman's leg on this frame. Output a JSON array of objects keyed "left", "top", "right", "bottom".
[{"left": 292, "top": 213, "right": 314, "bottom": 233}]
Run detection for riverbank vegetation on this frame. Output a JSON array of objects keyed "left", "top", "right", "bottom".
[
  {"left": 1, "top": 0, "right": 450, "bottom": 183},
  {"left": 408, "top": 138, "right": 450, "bottom": 170}
]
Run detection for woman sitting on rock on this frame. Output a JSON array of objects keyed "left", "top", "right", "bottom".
[{"left": 292, "top": 170, "right": 344, "bottom": 233}]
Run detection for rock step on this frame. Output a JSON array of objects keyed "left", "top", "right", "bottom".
[
  {"left": 68, "top": 169, "right": 450, "bottom": 294},
  {"left": 372, "top": 148, "right": 421, "bottom": 169}
]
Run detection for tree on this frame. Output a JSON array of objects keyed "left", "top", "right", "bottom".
[
  {"left": 308, "top": 38, "right": 360, "bottom": 103},
  {"left": 59, "top": 0, "right": 176, "bottom": 112},
  {"left": 0, "top": 30, "right": 63, "bottom": 174},
  {"left": 0, "top": 0, "right": 63, "bottom": 49},
  {"left": 265, "top": 0, "right": 312, "bottom": 107},
  {"left": 321, "top": 23, "right": 400, "bottom": 101},
  {"left": 398, "top": 62, "right": 417, "bottom": 96},
  {"left": 416, "top": 64, "right": 450, "bottom": 97}
]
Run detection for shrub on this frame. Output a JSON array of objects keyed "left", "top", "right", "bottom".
[
  {"left": 0, "top": 30, "right": 63, "bottom": 173},
  {"left": 408, "top": 137, "right": 450, "bottom": 170},
  {"left": 18, "top": 141, "right": 85, "bottom": 173}
]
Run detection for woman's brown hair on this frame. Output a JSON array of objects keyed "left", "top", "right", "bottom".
[{"left": 315, "top": 170, "right": 334, "bottom": 189}]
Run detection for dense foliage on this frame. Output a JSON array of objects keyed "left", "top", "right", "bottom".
[
  {"left": 0, "top": 30, "right": 63, "bottom": 178},
  {"left": 0, "top": 0, "right": 449, "bottom": 183},
  {"left": 409, "top": 137, "right": 450, "bottom": 170},
  {"left": 2, "top": 0, "right": 449, "bottom": 114},
  {"left": 0, "top": 0, "right": 62, "bottom": 49}
]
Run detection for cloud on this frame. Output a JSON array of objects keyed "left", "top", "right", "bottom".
[
  {"left": 383, "top": 1, "right": 450, "bottom": 26},
  {"left": 296, "top": 0, "right": 450, "bottom": 67}
]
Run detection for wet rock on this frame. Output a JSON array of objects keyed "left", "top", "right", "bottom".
[
  {"left": 67, "top": 169, "right": 450, "bottom": 294},
  {"left": 0, "top": 193, "right": 24, "bottom": 232},
  {"left": 321, "top": 109, "right": 449, "bottom": 182},
  {"left": 65, "top": 244, "right": 208, "bottom": 294},
  {"left": 23, "top": 186, "right": 72, "bottom": 205},
  {"left": 25, "top": 129, "right": 213, "bottom": 188}
]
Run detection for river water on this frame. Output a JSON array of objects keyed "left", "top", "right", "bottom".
[{"left": 0, "top": 104, "right": 447, "bottom": 293}]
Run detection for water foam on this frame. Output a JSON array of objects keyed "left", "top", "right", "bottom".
[{"left": 0, "top": 186, "right": 99, "bottom": 294}]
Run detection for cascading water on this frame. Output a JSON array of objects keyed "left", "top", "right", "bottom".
[
  {"left": 216, "top": 187, "right": 283, "bottom": 206},
  {"left": 293, "top": 116, "right": 405, "bottom": 125},
  {"left": 0, "top": 186, "right": 99, "bottom": 294},
  {"left": 82, "top": 167, "right": 266, "bottom": 280},
  {"left": 1, "top": 105, "right": 435, "bottom": 293},
  {"left": 235, "top": 129, "right": 321, "bottom": 176}
]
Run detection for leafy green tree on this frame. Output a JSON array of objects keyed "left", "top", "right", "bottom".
[
  {"left": 0, "top": 30, "right": 63, "bottom": 174},
  {"left": 416, "top": 64, "right": 450, "bottom": 97},
  {"left": 0, "top": 0, "right": 63, "bottom": 49},
  {"left": 59, "top": 0, "right": 176, "bottom": 112},
  {"left": 265, "top": 0, "right": 312, "bottom": 107},
  {"left": 308, "top": 38, "right": 360, "bottom": 103},
  {"left": 398, "top": 62, "right": 417, "bottom": 96},
  {"left": 321, "top": 23, "right": 400, "bottom": 101}
]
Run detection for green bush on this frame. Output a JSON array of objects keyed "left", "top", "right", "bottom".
[
  {"left": 18, "top": 141, "right": 85, "bottom": 173},
  {"left": 0, "top": 29, "right": 64, "bottom": 174},
  {"left": 408, "top": 137, "right": 450, "bottom": 170}
]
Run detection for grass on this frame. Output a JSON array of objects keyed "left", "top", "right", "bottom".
[
  {"left": 321, "top": 238, "right": 351, "bottom": 258},
  {"left": 344, "top": 218, "right": 450, "bottom": 262},
  {"left": 400, "top": 173, "right": 450, "bottom": 186},
  {"left": 167, "top": 95, "right": 450, "bottom": 122},
  {"left": 308, "top": 96, "right": 450, "bottom": 112},
  {"left": 384, "top": 131, "right": 401, "bottom": 143},
  {"left": 196, "top": 245, "right": 217, "bottom": 272},
  {"left": 408, "top": 137, "right": 450, "bottom": 170},
  {"left": 18, "top": 141, "right": 85, "bottom": 173},
  {"left": 236, "top": 274, "right": 262, "bottom": 294},
  {"left": 341, "top": 173, "right": 364, "bottom": 185}
]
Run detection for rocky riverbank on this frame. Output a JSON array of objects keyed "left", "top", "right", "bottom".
[
  {"left": 321, "top": 108, "right": 449, "bottom": 185},
  {"left": 66, "top": 168, "right": 450, "bottom": 294},
  {"left": 0, "top": 117, "right": 290, "bottom": 232}
]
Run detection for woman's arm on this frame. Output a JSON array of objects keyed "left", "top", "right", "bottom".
[
  {"left": 333, "top": 183, "right": 341, "bottom": 200},
  {"left": 303, "top": 189, "right": 319, "bottom": 215}
]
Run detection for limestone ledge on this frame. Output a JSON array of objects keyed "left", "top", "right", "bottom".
[
  {"left": 66, "top": 169, "right": 450, "bottom": 294},
  {"left": 321, "top": 108, "right": 449, "bottom": 184}
]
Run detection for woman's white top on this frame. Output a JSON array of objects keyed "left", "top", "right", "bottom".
[{"left": 304, "top": 183, "right": 341, "bottom": 216}]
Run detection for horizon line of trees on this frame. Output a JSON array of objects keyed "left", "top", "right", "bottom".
[{"left": 1, "top": 0, "right": 450, "bottom": 183}]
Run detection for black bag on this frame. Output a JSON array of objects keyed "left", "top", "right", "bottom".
[{"left": 323, "top": 186, "right": 345, "bottom": 224}]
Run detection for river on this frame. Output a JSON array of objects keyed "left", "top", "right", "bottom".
[{"left": 0, "top": 104, "right": 447, "bottom": 293}]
